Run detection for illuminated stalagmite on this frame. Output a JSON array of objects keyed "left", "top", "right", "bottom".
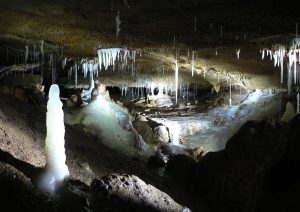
[{"left": 41, "top": 84, "right": 69, "bottom": 191}]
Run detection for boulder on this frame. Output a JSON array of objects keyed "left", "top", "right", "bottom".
[
  {"left": 90, "top": 173, "right": 190, "bottom": 212},
  {"left": 153, "top": 125, "right": 170, "bottom": 144},
  {"left": 133, "top": 118, "right": 170, "bottom": 146},
  {"left": 0, "top": 162, "right": 53, "bottom": 211}
]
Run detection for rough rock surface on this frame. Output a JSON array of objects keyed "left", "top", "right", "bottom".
[
  {"left": 193, "top": 115, "right": 300, "bottom": 212},
  {"left": 133, "top": 117, "right": 170, "bottom": 146},
  {"left": 0, "top": 161, "right": 53, "bottom": 211},
  {"left": 90, "top": 173, "right": 190, "bottom": 212}
]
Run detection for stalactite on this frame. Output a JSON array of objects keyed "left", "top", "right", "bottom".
[
  {"left": 75, "top": 63, "right": 78, "bottom": 88},
  {"left": 192, "top": 50, "right": 195, "bottom": 77},
  {"left": 41, "top": 40, "right": 44, "bottom": 80},
  {"left": 175, "top": 60, "right": 178, "bottom": 104},
  {"left": 236, "top": 49, "right": 240, "bottom": 59},
  {"left": 25, "top": 45, "right": 29, "bottom": 64},
  {"left": 116, "top": 10, "right": 121, "bottom": 38},
  {"left": 229, "top": 77, "right": 232, "bottom": 107}
]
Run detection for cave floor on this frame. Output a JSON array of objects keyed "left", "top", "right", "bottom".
[{"left": 0, "top": 92, "right": 209, "bottom": 211}]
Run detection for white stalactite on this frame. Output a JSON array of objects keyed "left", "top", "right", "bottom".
[
  {"left": 175, "top": 60, "right": 179, "bottom": 104},
  {"left": 116, "top": 10, "right": 121, "bottom": 38},
  {"left": 97, "top": 48, "right": 130, "bottom": 71},
  {"left": 236, "top": 49, "right": 240, "bottom": 59},
  {"left": 229, "top": 78, "right": 232, "bottom": 107},
  {"left": 192, "top": 50, "right": 195, "bottom": 77}
]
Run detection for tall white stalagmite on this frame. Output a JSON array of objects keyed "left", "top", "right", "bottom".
[
  {"left": 175, "top": 60, "right": 179, "bottom": 104},
  {"left": 42, "top": 84, "right": 69, "bottom": 191}
]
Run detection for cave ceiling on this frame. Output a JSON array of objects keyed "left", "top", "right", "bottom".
[{"left": 0, "top": 0, "right": 299, "bottom": 89}]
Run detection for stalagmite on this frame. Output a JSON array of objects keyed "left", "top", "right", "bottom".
[{"left": 41, "top": 84, "right": 69, "bottom": 191}]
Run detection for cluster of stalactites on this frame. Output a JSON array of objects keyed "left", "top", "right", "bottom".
[
  {"left": 81, "top": 59, "right": 99, "bottom": 78},
  {"left": 261, "top": 38, "right": 300, "bottom": 85},
  {"left": 119, "top": 81, "right": 181, "bottom": 99},
  {"left": 97, "top": 48, "right": 140, "bottom": 72}
]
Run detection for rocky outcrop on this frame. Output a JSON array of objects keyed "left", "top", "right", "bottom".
[
  {"left": 0, "top": 161, "right": 53, "bottom": 211},
  {"left": 90, "top": 173, "right": 191, "bottom": 212},
  {"left": 1, "top": 148, "right": 190, "bottom": 212},
  {"left": 193, "top": 115, "right": 300, "bottom": 212},
  {"left": 133, "top": 116, "right": 170, "bottom": 146}
]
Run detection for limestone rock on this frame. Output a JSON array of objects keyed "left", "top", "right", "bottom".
[
  {"left": 193, "top": 115, "right": 300, "bottom": 212},
  {"left": 188, "top": 146, "right": 207, "bottom": 161},
  {"left": 90, "top": 173, "right": 190, "bottom": 212},
  {"left": 153, "top": 125, "right": 170, "bottom": 144},
  {"left": 213, "top": 83, "right": 222, "bottom": 94},
  {"left": 281, "top": 101, "right": 296, "bottom": 123},
  {"left": 0, "top": 162, "right": 53, "bottom": 211}
]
